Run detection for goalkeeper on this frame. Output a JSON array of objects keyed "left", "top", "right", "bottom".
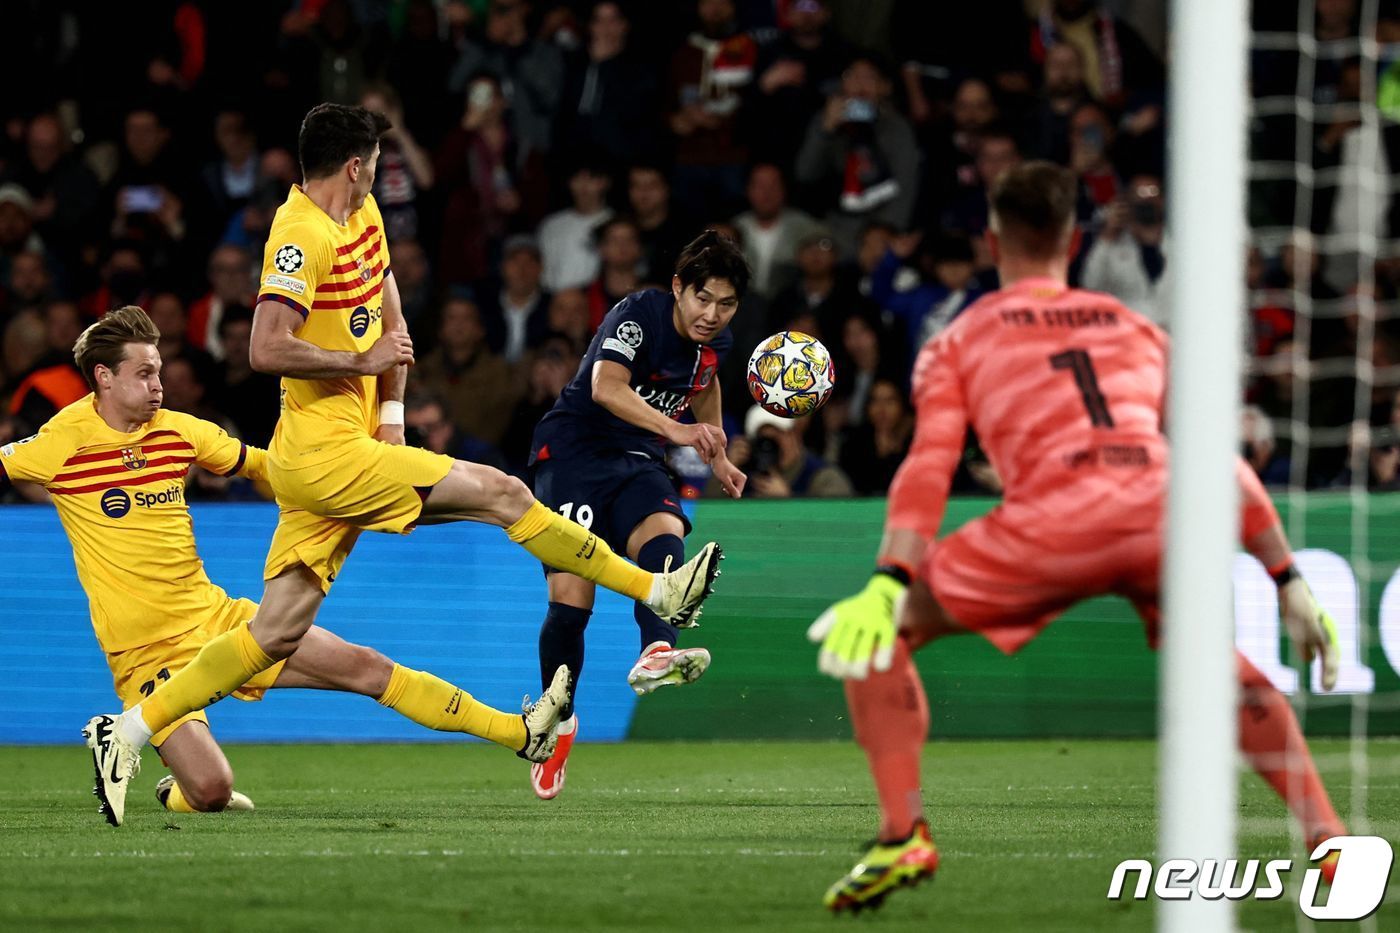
[{"left": 808, "top": 162, "right": 1346, "bottom": 913}]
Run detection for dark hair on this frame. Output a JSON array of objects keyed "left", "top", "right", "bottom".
[
  {"left": 674, "top": 230, "right": 750, "bottom": 299},
  {"left": 298, "top": 103, "right": 391, "bottom": 180},
  {"left": 988, "top": 160, "right": 1078, "bottom": 260},
  {"left": 593, "top": 214, "right": 641, "bottom": 245},
  {"left": 218, "top": 303, "right": 255, "bottom": 335}
]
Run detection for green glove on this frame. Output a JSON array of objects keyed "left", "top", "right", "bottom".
[{"left": 807, "top": 572, "right": 907, "bottom": 680}]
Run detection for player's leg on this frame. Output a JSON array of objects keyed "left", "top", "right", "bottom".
[
  {"left": 824, "top": 578, "right": 961, "bottom": 912},
  {"left": 419, "top": 459, "right": 721, "bottom": 626},
  {"left": 153, "top": 721, "right": 253, "bottom": 813},
  {"left": 1235, "top": 650, "right": 1348, "bottom": 855},
  {"left": 272, "top": 626, "right": 567, "bottom": 761},
  {"left": 531, "top": 572, "right": 595, "bottom": 799},
  {"left": 114, "top": 567, "right": 326, "bottom": 751},
  {"left": 623, "top": 512, "right": 712, "bottom": 695}
]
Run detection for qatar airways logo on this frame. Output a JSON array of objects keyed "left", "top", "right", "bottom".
[
  {"left": 635, "top": 386, "right": 691, "bottom": 419},
  {"left": 1107, "top": 836, "right": 1392, "bottom": 920}
]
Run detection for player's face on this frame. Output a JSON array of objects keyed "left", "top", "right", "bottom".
[
  {"left": 672, "top": 276, "right": 739, "bottom": 344},
  {"left": 98, "top": 343, "right": 163, "bottom": 424},
  {"left": 351, "top": 144, "right": 380, "bottom": 210}
]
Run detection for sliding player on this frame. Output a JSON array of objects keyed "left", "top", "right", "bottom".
[
  {"left": 0, "top": 307, "right": 569, "bottom": 823},
  {"left": 808, "top": 161, "right": 1346, "bottom": 912}
]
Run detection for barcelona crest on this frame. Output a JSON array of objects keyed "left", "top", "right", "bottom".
[{"left": 120, "top": 447, "right": 147, "bottom": 471}]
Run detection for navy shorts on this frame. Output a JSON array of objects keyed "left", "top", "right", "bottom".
[{"left": 532, "top": 453, "right": 691, "bottom": 569}]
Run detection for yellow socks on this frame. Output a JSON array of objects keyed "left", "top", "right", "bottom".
[
  {"left": 378, "top": 664, "right": 527, "bottom": 752},
  {"left": 132, "top": 625, "right": 275, "bottom": 742},
  {"left": 161, "top": 781, "right": 199, "bottom": 813},
  {"left": 505, "top": 500, "right": 652, "bottom": 601}
]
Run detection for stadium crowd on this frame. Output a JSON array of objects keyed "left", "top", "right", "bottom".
[{"left": 1, "top": 0, "right": 1398, "bottom": 502}]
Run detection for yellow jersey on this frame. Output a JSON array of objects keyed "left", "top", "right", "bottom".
[
  {"left": 256, "top": 186, "right": 391, "bottom": 462},
  {"left": 0, "top": 396, "right": 266, "bottom": 653}
]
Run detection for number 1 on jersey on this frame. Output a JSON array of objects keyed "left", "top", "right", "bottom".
[{"left": 1050, "top": 348, "right": 1115, "bottom": 428}]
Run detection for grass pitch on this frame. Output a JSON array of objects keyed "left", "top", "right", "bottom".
[{"left": 0, "top": 739, "right": 1395, "bottom": 932}]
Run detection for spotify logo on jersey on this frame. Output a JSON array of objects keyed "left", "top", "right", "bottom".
[
  {"left": 349, "top": 305, "right": 371, "bottom": 338},
  {"left": 100, "top": 488, "right": 131, "bottom": 518}
]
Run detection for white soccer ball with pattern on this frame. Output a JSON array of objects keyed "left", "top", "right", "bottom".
[{"left": 746, "top": 331, "right": 836, "bottom": 418}]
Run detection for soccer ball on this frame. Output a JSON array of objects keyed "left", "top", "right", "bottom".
[{"left": 746, "top": 331, "right": 836, "bottom": 418}]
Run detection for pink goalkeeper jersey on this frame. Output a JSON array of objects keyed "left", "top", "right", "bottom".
[{"left": 888, "top": 277, "right": 1281, "bottom": 544}]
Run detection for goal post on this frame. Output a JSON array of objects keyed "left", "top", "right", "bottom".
[{"left": 1159, "top": 0, "right": 1250, "bottom": 929}]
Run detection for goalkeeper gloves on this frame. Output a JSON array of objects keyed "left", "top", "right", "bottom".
[
  {"left": 1277, "top": 574, "right": 1340, "bottom": 692},
  {"left": 806, "top": 570, "right": 907, "bottom": 680}
]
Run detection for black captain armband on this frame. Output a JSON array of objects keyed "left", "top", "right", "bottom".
[
  {"left": 874, "top": 563, "right": 913, "bottom": 587},
  {"left": 1269, "top": 562, "right": 1301, "bottom": 588}
]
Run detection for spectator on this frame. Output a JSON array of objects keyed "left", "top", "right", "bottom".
[
  {"left": 436, "top": 75, "right": 528, "bottom": 285},
  {"left": 481, "top": 234, "right": 553, "bottom": 365},
  {"left": 767, "top": 229, "right": 858, "bottom": 340},
  {"left": 1028, "top": 0, "right": 1164, "bottom": 112},
  {"left": 838, "top": 376, "right": 913, "bottom": 495},
  {"left": 538, "top": 159, "right": 613, "bottom": 292},
  {"left": 667, "top": 0, "right": 758, "bottom": 220},
  {"left": 1023, "top": 41, "right": 1093, "bottom": 165},
  {"left": 546, "top": 287, "right": 592, "bottom": 351},
  {"left": 709, "top": 404, "right": 853, "bottom": 497},
  {"left": 498, "top": 333, "right": 580, "bottom": 473},
  {"left": 555, "top": 1, "right": 660, "bottom": 166},
  {"left": 300, "top": 0, "right": 380, "bottom": 106},
  {"left": 391, "top": 239, "right": 435, "bottom": 337},
  {"left": 2, "top": 311, "right": 47, "bottom": 401},
  {"left": 923, "top": 77, "right": 1001, "bottom": 214},
  {"left": 4, "top": 250, "right": 56, "bottom": 320},
  {"left": 8, "top": 113, "right": 102, "bottom": 269},
  {"left": 795, "top": 54, "right": 920, "bottom": 255},
  {"left": 869, "top": 231, "right": 982, "bottom": 357},
  {"left": 891, "top": 0, "right": 1033, "bottom": 119},
  {"left": 210, "top": 305, "right": 279, "bottom": 447},
  {"left": 627, "top": 163, "right": 691, "bottom": 284},
  {"left": 447, "top": 0, "right": 565, "bottom": 164},
  {"left": 146, "top": 290, "right": 219, "bottom": 392},
  {"left": 385, "top": 0, "right": 457, "bottom": 150},
  {"left": 586, "top": 216, "right": 645, "bottom": 330},
  {"left": 942, "top": 128, "right": 1022, "bottom": 252},
  {"left": 404, "top": 392, "right": 508, "bottom": 470},
  {"left": 1068, "top": 101, "right": 1120, "bottom": 224},
  {"left": 1080, "top": 174, "right": 1168, "bottom": 326},
  {"left": 731, "top": 163, "right": 823, "bottom": 300},
  {"left": 828, "top": 307, "right": 904, "bottom": 437},
  {"left": 361, "top": 85, "right": 435, "bottom": 243},
  {"left": 80, "top": 243, "right": 150, "bottom": 319},
  {"left": 198, "top": 110, "right": 261, "bottom": 235},
  {"left": 413, "top": 296, "right": 521, "bottom": 446},
  {"left": 1242, "top": 403, "right": 1290, "bottom": 487},
  {"left": 6, "top": 301, "right": 88, "bottom": 435},
  {"left": 107, "top": 110, "right": 192, "bottom": 282},
  {"left": 747, "top": 0, "right": 851, "bottom": 169},
  {"left": 0, "top": 186, "right": 47, "bottom": 275},
  {"left": 186, "top": 244, "right": 255, "bottom": 360}
]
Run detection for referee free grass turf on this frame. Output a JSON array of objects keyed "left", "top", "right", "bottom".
[{"left": 1, "top": 739, "right": 1395, "bottom": 932}]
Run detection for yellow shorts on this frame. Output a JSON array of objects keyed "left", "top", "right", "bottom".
[
  {"left": 106, "top": 597, "right": 286, "bottom": 747},
  {"left": 263, "top": 437, "right": 454, "bottom": 592}
]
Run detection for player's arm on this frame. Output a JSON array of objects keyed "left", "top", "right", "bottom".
[
  {"left": 591, "top": 360, "right": 726, "bottom": 462},
  {"left": 689, "top": 378, "right": 745, "bottom": 498},
  {"left": 808, "top": 338, "right": 969, "bottom": 679},
  {"left": 250, "top": 299, "right": 413, "bottom": 379},
  {"left": 1237, "top": 457, "right": 1340, "bottom": 689},
  {"left": 179, "top": 414, "right": 273, "bottom": 498},
  {"left": 374, "top": 270, "right": 409, "bottom": 445}
]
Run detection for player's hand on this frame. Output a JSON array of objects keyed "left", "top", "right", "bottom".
[
  {"left": 806, "top": 573, "right": 905, "bottom": 680},
  {"left": 668, "top": 421, "right": 725, "bottom": 463},
  {"left": 359, "top": 331, "right": 415, "bottom": 374},
  {"left": 375, "top": 423, "right": 406, "bottom": 446},
  {"left": 1278, "top": 577, "right": 1340, "bottom": 691},
  {"left": 711, "top": 454, "right": 747, "bottom": 498}
]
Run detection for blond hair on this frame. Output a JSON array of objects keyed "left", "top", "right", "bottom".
[{"left": 72, "top": 305, "right": 161, "bottom": 391}]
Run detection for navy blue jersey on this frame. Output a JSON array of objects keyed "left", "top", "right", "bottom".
[{"left": 531, "top": 289, "right": 732, "bottom": 462}]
